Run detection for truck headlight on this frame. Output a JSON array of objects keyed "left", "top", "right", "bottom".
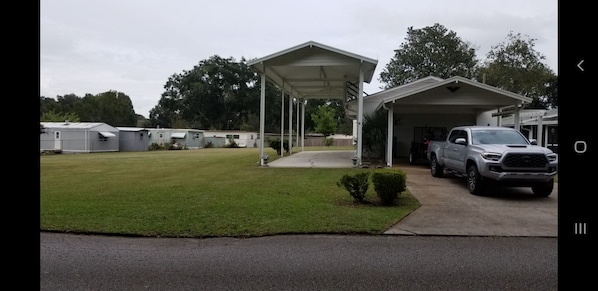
[
  {"left": 546, "top": 153, "right": 557, "bottom": 162},
  {"left": 481, "top": 152, "right": 502, "bottom": 161}
]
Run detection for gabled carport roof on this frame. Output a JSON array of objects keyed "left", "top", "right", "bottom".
[
  {"left": 247, "top": 40, "right": 378, "bottom": 100},
  {"left": 375, "top": 76, "right": 532, "bottom": 113}
]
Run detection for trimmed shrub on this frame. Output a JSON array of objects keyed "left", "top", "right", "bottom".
[
  {"left": 337, "top": 172, "right": 370, "bottom": 203},
  {"left": 371, "top": 169, "right": 406, "bottom": 206}
]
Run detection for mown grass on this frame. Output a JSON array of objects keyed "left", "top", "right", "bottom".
[{"left": 40, "top": 147, "right": 420, "bottom": 238}]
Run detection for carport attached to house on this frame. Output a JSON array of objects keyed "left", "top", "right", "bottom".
[{"left": 356, "top": 76, "right": 532, "bottom": 166}]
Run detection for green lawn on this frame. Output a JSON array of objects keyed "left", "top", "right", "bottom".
[{"left": 40, "top": 147, "right": 420, "bottom": 238}]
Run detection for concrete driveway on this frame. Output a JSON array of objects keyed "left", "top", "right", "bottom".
[
  {"left": 267, "top": 150, "right": 558, "bottom": 237},
  {"left": 384, "top": 161, "right": 558, "bottom": 237}
]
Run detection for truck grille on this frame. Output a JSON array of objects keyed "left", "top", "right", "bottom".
[{"left": 502, "top": 153, "right": 548, "bottom": 168}]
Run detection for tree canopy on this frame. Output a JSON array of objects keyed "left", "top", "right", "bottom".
[
  {"left": 379, "top": 23, "right": 478, "bottom": 88},
  {"left": 148, "top": 55, "right": 285, "bottom": 132},
  {"left": 310, "top": 105, "right": 337, "bottom": 137},
  {"left": 39, "top": 91, "right": 138, "bottom": 126},
  {"left": 474, "top": 32, "right": 556, "bottom": 109}
]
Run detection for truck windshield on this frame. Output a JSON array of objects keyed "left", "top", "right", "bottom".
[{"left": 471, "top": 130, "right": 529, "bottom": 145}]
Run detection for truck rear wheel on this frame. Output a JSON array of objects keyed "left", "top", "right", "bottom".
[
  {"left": 430, "top": 155, "right": 443, "bottom": 177},
  {"left": 409, "top": 151, "right": 417, "bottom": 165},
  {"left": 467, "top": 165, "right": 485, "bottom": 195},
  {"left": 532, "top": 179, "right": 554, "bottom": 197}
]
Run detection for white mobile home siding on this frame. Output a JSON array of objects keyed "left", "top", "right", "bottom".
[
  {"left": 40, "top": 122, "right": 119, "bottom": 153},
  {"left": 117, "top": 127, "right": 149, "bottom": 152},
  {"left": 146, "top": 128, "right": 204, "bottom": 149},
  {"left": 204, "top": 131, "right": 258, "bottom": 147}
]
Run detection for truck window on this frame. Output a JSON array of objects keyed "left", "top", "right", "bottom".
[
  {"left": 448, "top": 130, "right": 466, "bottom": 144},
  {"left": 471, "top": 130, "right": 528, "bottom": 145}
]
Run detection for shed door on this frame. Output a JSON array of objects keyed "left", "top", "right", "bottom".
[{"left": 54, "top": 131, "right": 62, "bottom": 150}]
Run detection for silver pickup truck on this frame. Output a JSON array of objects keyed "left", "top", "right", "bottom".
[{"left": 426, "top": 126, "right": 558, "bottom": 196}]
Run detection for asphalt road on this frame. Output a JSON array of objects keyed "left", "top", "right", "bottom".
[{"left": 40, "top": 232, "right": 557, "bottom": 290}]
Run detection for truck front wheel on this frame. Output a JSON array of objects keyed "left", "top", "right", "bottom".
[
  {"left": 430, "top": 155, "right": 444, "bottom": 177},
  {"left": 532, "top": 179, "right": 554, "bottom": 197},
  {"left": 467, "top": 165, "right": 485, "bottom": 195}
]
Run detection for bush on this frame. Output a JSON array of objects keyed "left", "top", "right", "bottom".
[
  {"left": 149, "top": 143, "right": 167, "bottom": 151},
  {"left": 269, "top": 138, "right": 290, "bottom": 154},
  {"left": 225, "top": 140, "right": 239, "bottom": 148},
  {"left": 371, "top": 169, "right": 406, "bottom": 206},
  {"left": 337, "top": 172, "right": 370, "bottom": 203}
]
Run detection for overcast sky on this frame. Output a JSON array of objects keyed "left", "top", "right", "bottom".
[{"left": 40, "top": 0, "right": 557, "bottom": 118}]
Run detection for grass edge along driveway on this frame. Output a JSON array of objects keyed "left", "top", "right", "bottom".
[{"left": 40, "top": 147, "right": 420, "bottom": 238}]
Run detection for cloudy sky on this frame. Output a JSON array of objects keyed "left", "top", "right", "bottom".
[{"left": 40, "top": 0, "right": 557, "bottom": 118}]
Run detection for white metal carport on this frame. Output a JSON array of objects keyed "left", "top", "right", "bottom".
[
  {"left": 248, "top": 41, "right": 378, "bottom": 166},
  {"left": 346, "top": 76, "right": 533, "bottom": 167}
]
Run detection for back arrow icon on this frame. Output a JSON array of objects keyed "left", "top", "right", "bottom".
[{"left": 578, "top": 60, "right": 584, "bottom": 71}]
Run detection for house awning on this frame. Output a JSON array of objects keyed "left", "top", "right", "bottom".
[
  {"left": 99, "top": 131, "right": 116, "bottom": 137},
  {"left": 171, "top": 132, "right": 186, "bottom": 139}
]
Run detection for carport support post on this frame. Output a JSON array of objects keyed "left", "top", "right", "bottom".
[
  {"left": 536, "top": 116, "right": 544, "bottom": 147},
  {"left": 280, "top": 90, "right": 285, "bottom": 157},
  {"left": 301, "top": 99, "right": 305, "bottom": 151},
  {"left": 296, "top": 99, "right": 299, "bottom": 148},
  {"left": 513, "top": 105, "right": 521, "bottom": 131},
  {"left": 356, "top": 63, "right": 364, "bottom": 166},
  {"left": 386, "top": 104, "right": 394, "bottom": 167},
  {"left": 288, "top": 94, "right": 293, "bottom": 154},
  {"left": 259, "top": 72, "right": 266, "bottom": 166}
]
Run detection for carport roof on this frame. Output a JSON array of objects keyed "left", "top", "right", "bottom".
[
  {"left": 247, "top": 41, "right": 378, "bottom": 100},
  {"left": 344, "top": 76, "right": 534, "bottom": 117},
  {"left": 375, "top": 76, "right": 532, "bottom": 113}
]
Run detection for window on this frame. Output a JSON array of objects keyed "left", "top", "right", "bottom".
[
  {"left": 98, "top": 131, "right": 115, "bottom": 142},
  {"left": 448, "top": 130, "right": 461, "bottom": 143},
  {"left": 171, "top": 132, "right": 186, "bottom": 139},
  {"left": 139, "top": 133, "right": 144, "bottom": 140}
]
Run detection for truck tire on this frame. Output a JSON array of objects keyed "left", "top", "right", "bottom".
[
  {"left": 532, "top": 179, "right": 554, "bottom": 197},
  {"left": 430, "top": 155, "right": 443, "bottom": 177},
  {"left": 409, "top": 151, "right": 417, "bottom": 165},
  {"left": 467, "top": 165, "right": 485, "bottom": 195}
]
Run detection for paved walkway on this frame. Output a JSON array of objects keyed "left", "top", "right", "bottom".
[{"left": 267, "top": 150, "right": 356, "bottom": 168}]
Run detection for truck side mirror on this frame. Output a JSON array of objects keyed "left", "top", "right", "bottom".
[
  {"left": 455, "top": 138, "right": 467, "bottom": 145},
  {"left": 529, "top": 139, "right": 537, "bottom": 145}
]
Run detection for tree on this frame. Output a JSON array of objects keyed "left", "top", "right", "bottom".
[
  {"left": 475, "top": 32, "right": 556, "bottom": 109},
  {"left": 76, "top": 91, "right": 137, "bottom": 126},
  {"left": 149, "top": 55, "right": 284, "bottom": 131},
  {"left": 40, "top": 97, "right": 62, "bottom": 117},
  {"left": 40, "top": 91, "right": 138, "bottom": 126},
  {"left": 40, "top": 110, "right": 80, "bottom": 122},
  {"left": 379, "top": 23, "right": 478, "bottom": 88},
  {"left": 310, "top": 105, "right": 337, "bottom": 137},
  {"left": 362, "top": 110, "right": 388, "bottom": 160}
]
